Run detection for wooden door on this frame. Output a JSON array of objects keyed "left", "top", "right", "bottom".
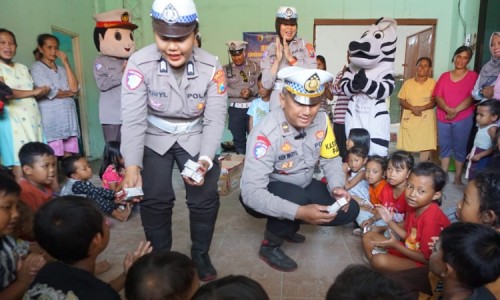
[{"left": 403, "top": 27, "right": 434, "bottom": 80}]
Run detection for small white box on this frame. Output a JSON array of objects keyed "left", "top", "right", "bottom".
[
  {"left": 124, "top": 187, "right": 144, "bottom": 200},
  {"left": 327, "top": 197, "right": 348, "bottom": 214}
]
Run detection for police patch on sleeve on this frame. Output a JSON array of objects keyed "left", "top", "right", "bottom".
[
  {"left": 305, "top": 43, "right": 315, "bottom": 58},
  {"left": 212, "top": 69, "right": 227, "bottom": 95},
  {"left": 253, "top": 135, "right": 271, "bottom": 160},
  {"left": 126, "top": 69, "right": 144, "bottom": 90},
  {"left": 320, "top": 118, "right": 339, "bottom": 159}
]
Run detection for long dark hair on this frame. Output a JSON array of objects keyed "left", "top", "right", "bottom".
[{"left": 99, "top": 141, "right": 124, "bottom": 179}]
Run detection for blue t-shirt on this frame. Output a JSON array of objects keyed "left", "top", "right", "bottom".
[{"left": 247, "top": 97, "right": 270, "bottom": 127}]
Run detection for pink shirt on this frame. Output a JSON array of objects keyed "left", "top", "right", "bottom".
[
  {"left": 102, "top": 165, "right": 124, "bottom": 190},
  {"left": 433, "top": 70, "right": 478, "bottom": 123}
]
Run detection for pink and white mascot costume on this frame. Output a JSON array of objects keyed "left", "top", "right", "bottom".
[{"left": 341, "top": 17, "right": 397, "bottom": 156}]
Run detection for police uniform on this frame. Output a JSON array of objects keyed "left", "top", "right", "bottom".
[
  {"left": 93, "top": 9, "right": 138, "bottom": 143},
  {"left": 223, "top": 40, "right": 261, "bottom": 154},
  {"left": 240, "top": 66, "right": 359, "bottom": 271},
  {"left": 261, "top": 7, "right": 317, "bottom": 110},
  {"left": 121, "top": 0, "right": 226, "bottom": 282}
]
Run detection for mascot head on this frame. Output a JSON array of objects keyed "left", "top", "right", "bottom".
[
  {"left": 93, "top": 9, "right": 138, "bottom": 58},
  {"left": 275, "top": 6, "right": 298, "bottom": 43},
  {"left": 349, "top": 17, "right": 397, "bottom": 69}
]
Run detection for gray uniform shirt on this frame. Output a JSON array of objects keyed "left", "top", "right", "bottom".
[
  {"left": 223, "top": 59, "right": 260, "bottom": 104},
  {"left": 94, "top": 55, "right": 126, "bottom": 125},
  {"left": 241, "top": 109, "right": 344, "bottom": 220},
  {"left": 121, "top": 44, "right": 227, "bottom": 168},
  {"left": 260, "top": 37, "right": 317, "bottom": 109}
]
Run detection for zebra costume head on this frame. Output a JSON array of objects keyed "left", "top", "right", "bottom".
[{"left": 348, "top": 17, "right": 397, "bottom": 69}]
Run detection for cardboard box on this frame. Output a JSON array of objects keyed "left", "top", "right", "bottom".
[{"left": 218, "top": 154, "right": 245, "bottom": 196}]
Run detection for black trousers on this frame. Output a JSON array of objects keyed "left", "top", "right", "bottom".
[
  {"left": 241, "top": 179, "right": 360, "bottom": 241},
  {"left": 140, "top": 144, "right": 220, "bottom": 236},
  {"left": 228, "top": 106, "right": 250, "bottom": 154}
]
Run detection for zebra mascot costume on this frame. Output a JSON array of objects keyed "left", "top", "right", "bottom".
[{"left": 341, "top": 17, "right": 397, "bottom": 156}]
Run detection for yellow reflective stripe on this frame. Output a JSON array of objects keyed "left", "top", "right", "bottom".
[{"left": 320, "top": 117, "right": 339, "bottom": 159}]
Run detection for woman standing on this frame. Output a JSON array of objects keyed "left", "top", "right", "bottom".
[
  {"left": 472, "top": 32, "right": 500, "bottom": 102},
  {"left": 0, "top": 28, "right": 48, "bottom": 179},
  {"left": 121, "top": 0, "right": 227, "bottom": 282},
  {"left": 30, "top": 34, "right": 80, "bottom": 158},
  {"left": 260, "top": 6, "right": 317, "bottom": 110},
  {"left": 397, "top": 57, "right": 437, "bottom": 162},
  {"left": 434, "top": 46, "right": 478, "bottom": 184}
]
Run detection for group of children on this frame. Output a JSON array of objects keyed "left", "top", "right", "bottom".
[
  {"left": 0, "top": 176, "right": 270, "bottom": 299},
  {"left": 13, "top": 140, "right": 132, "bottom": 223},
  {"left": 2, "top": 168, "right": 497, "bottom": 299},
  {"left": 337, "top": 124, "right": 500, "bottom": 299}
]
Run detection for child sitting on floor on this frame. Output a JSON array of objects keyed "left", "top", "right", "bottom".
[
  {"left": 125, "top": 251, "right": 199, "bottom": 300},
  {"left": 60, "top": 155, "right": 130, "bottom": 222},
  {"left": 363, "top": 151, "right": 414, "bottom": 235},
  {"left": 344, "top": 146, "right": 371, "bottom": 235},
  {"left": 325, "top": 264, "right": 411, "bottom": 300},
  {"left": 352, "top": 155, "right": 388, "bottom": 236},
  {"left": 191, "top": 275, "right": 269, "bottom": 300},
  {"left": 387, "top": 169, "right": 500, "bottom": 299},
  {"left": 429, "top": 223, "right": 499, "bottom": 300},
  {"left": 99, "top": 141, "right": 125, "bottom": 191},
  {"left": 0, "top": 174, "right": 45, "bottom": 299},
  {"left": 362, "top": 162, "right": 450, "bottom": 273},
  {"left": 18, "top": 142, "right": 57, "bottom": 212},
  {"left": 24, "top": 196, "right": 152, "bottom": 298}
]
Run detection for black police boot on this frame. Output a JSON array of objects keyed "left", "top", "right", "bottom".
[
  {"left": 145, "top": 227, "right": 172, "bottom": 252},
  {"left": 285, "top": 232, "right": 306, "bottom": 244},
  {"left": 258, "top": 231, "right": 298, "bottom": 272},
  {"left": 190, "top": 222, "right": 217, "bottom": 282}
]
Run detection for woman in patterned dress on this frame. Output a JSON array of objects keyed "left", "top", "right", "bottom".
[
  {"left": 0, "top": 28, "right": 49, "bottom": 179},
  {"left": 30, "top": 33, "right": 79, "bottom": 158}
]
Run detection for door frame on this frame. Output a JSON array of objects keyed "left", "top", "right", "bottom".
[
  {"left": 51, "top": 26, "right": 90, "bottom": 156},
  {"left": 403, "top": 27, "right": 435, "bottom": 80}
]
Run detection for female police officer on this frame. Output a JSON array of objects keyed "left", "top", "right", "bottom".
[
  {"left": 260, "top": 6, "right": 317, "bottom": 110},
  {"left": 121, "top": 0, "right": 227, "bottom": 281}
]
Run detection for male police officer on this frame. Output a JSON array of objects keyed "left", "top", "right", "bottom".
[
  {"left": 241, "top": 66, "right": 360, "bottom": 272},
  {"left": 224, "top": 40, "right": 260, "bottom": 154}
]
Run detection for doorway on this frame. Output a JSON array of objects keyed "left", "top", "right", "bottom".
[
  {"left": 51, "top": 28, "right": 90, "bottom": 156},
  {"left": 404, "top": 27, "right": 435, "bottom": 80}
]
